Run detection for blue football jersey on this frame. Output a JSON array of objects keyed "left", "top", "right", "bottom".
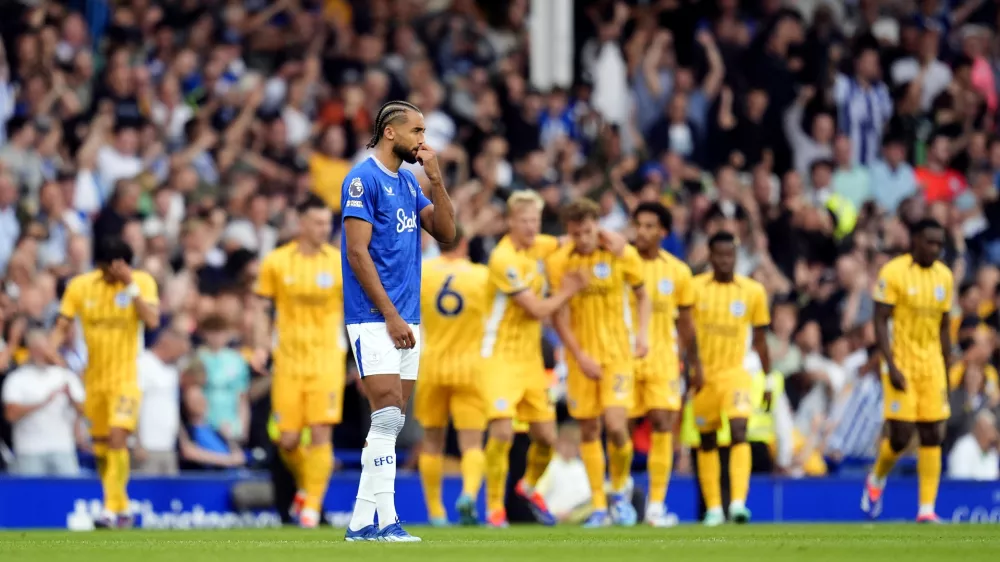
[{"left": 341, "top": 156, "right": 432, "bottom": 325}]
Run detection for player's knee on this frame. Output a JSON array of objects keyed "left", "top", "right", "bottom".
[
  {"left": 699, "top": 433, "right": 718, "bottom": 451},
  {"left": 107, "top": 428, "right": 129, "bottom": 449},
  {"left": 532, "top": 426, "right": 557, "bottom": 448},
  {"left": 578, "top": 419, "right": 601, "bottom": 442},
  {"left": 422, "top": 427, "right": 447, "bottom": 452},
  {"left": 308, "top": 424, "right": 333, "bottom": 445},
  {"left": 886, "top": 421, "right": 914, "bottom": 452},
  {"left": 650, "top": 410, "right": 675, "bottom": 433},
  {"left": 364, "top": 378, "right": 402, "bottom": 411},
  {"left": 606, "top": 424, "right": 629, "bottom": 447},
  {"left": 729, "top": 419, "right": 748, "bottom": 444},
  {"left": 917, "top": 422, "right": 945, "bottom": 447},
  {"left": 278, "top": 432, "right": 301, "bottom": 451},
  {"left": 488, "top": 419, "right": 515, "bottom": 443}
]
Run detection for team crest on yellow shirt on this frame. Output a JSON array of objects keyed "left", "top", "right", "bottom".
[
  {"left": 114, "top": 292, "right": 131, "bottom": 308},
  {"left": 316, "top": 272, "right": 333, "bottom": 288},
  {"left": 593, "top": 262, "right": 611, "bottom": 279},
  {"left": 658, "top": 278, "right": 674, "bottom": 295},
  {"left": 933, "top": 285, "right": 945, "bottom": 302},
  {"left": 730, "top": 300, "right": 746, "bottom": 318},
  {"left": 506, "top": 267, "right": 520, "bottom": 285}
]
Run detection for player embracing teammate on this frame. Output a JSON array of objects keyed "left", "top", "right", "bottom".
[{"left": 340, "top": 100, "right": 455, "bottom": 542}]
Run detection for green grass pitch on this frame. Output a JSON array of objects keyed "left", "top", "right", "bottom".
[{"left": 2, "top": 525, "right": 997, "bottom": 562}]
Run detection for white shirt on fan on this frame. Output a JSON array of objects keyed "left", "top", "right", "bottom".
[
  {"left": 138, "top": 350, "right": 181, "bottom": 453},
  {"left": 2, "top": 364, "right": 84, "bottom": 456},
  {"left": 947, "top": 433, "right": 1000, "bottom": 481}
]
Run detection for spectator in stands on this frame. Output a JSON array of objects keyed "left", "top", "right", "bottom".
[
  {"left": 783, "top": 85, "right": 833, "bottom": 179},
  {"left": 869, "top": 135, "right": 917, "bottom": 215},
  {"left": 947, "top": 409, "right": 999, "bottom": 481},
  {"left": 946, "top": 328, "right": 1000, "bottom": 452},
  {"left": 135, "top": 323, "right": 191, "bottom": 475},
  {"left": 179, "top": 384, "right": 246, "bottom": 471},
  {"left": 917, "top": 133, "right": 967, "bottom": 204},
  {"left": 1, "top": 329, "right": 84, "bottom": 476},
  {"left": 195, "top": 314, "right": 250, "bottom": 444},
  {"left": 834, "top": 44, "right": 892, "bottom": 166}
]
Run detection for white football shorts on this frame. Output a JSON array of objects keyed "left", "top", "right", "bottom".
[{"left": 346, "top": 322, "right": 421, "bottom": 381}]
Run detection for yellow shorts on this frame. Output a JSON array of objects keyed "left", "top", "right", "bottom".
[
  {"left": 414, "top": 379, "right": 486, "bottom": 430},
  {"left": 691, "top": 368, "right": 753, "bottom": 432},
  {"left": 272, "top": 366, "right": 346, "bottom": 432},
  {"left": 882, "top": 371, "right": 950, "bottom": 423},
  {"left": 85, "top": 387, "right": 141, "bottom": 438},
  {"left": 567, "top": 360, "right": 634, "bottom": 420},
  {"left": 631, "top": 351, "right": 682, "bottom": 417},
  {"left": 484, "top": 359, "right": 555, "bottom": 423}
]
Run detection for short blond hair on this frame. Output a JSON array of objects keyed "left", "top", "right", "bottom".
[{"left": 506, "top": 190, "right": 544, "bottom": 214}]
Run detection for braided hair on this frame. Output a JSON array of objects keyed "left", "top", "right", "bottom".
[{"left": 366, "top": 100, "right": 421, "bottom": 148}]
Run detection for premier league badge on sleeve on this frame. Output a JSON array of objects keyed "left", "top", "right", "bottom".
[
  {"left": 349, "top": 177, "right": 364, "bottom": 198},
  {"left": 316, "top": 272, "right": 333, "bottom": 288}
]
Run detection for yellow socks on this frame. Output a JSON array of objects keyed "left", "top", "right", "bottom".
[
  {"left": 523, "top": 442, "right": 553, "bottom": 489},
  {"left": 696, "top": 448, "right": 722, "bottom": 510},
  {"left": 485, "top": 437, "right": 512, "bottom": 513},
  {"left": 607, "top": 439, "right": 633, "bottom": 493},
  {"left": 302, "top": 443, "right": 333, "bottom": 512},
  {"left": 460, "top": 448, "right": 486, "bottom": 499},
  {"left": 729, "top": 442, "right": 751, "bottom": 504},
  {"left": 647, "top": 432, "right": 673, "bottom": 506},
  {"left": 280, "top": 446, "right": 306, "bottom": 486},
  {"left": 93, "top": 441, "right": 109, "bottom": 480},
  {"left": 103, "top": 448, "right": 131, "bottom": 514},
  {"left": 418, "top": 453, "right": 446, "bottom": 520},
  {"left": 917, "top": 446, "right": 941, "bottom": 514},
  {"left": 872, "top": 438, "right": 901, "bottom": 483},
  {"left": 580, "top": 440, "right": 608, "bottom": 511}
]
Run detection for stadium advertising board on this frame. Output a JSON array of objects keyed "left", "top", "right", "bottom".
[{"left": 0, "top": 474, "right": 998, "bottom": 529}]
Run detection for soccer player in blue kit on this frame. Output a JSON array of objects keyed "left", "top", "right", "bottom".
[{"left": 341, "top": 100, "right": 456, "bottom": 542}]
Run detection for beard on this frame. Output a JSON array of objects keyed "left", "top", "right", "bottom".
[{"left": 392, "top": 142, "right": 418, "bottom": 164}]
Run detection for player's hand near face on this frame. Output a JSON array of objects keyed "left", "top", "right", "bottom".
[
  {"left": 578, "top": 353, "right": 602, "bottom": 380},
  {"left": 416, "top": 146, "right": 442, "bottom": 183},
  {"left": 109, "top": 259, "right": 133, "bottom": 285},
  {"left": 386, "top": 313, "right": 416, "bottom": 349},
  {"left": 597, "top": 229, "right": 627, "bottom": 256}
]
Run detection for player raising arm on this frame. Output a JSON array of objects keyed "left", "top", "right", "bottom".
[
  {"left": 416, "top": 226, "right": 490, "bottom": 526},
  {"left": 482, "top": 190, "right": 596, "bottom": 528},
  {"left": 690, "top": 231, "right": 771, "bottom": 527},
  {"left": 51, "top": 237, "right": 160, "bottom": 528},
  {"left": 549, "top": 199, "right": 651, "bottom": 528},
  {"left": 629, "top": 202, "right": 701, "bottom": 527},
  {"left": 253, "top": 194, "right": 345, "bottom": 529},
  {"left": 341, "top": 100, "right": 455, "bottom": 543},
  {"left": 863, "top": 218, "right": 953, "bottom": 523}
]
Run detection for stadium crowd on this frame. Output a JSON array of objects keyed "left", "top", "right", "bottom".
[{"left": 1, "top": 0, "right": 999, "bottom": 515}]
